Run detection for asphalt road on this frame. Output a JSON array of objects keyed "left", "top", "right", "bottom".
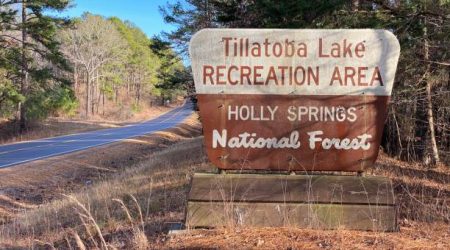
[{"left": 0, "top": 101, "right": 194, "bottom": 168}]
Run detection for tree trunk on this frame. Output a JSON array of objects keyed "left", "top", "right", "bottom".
[
  {"left": 127, "top": 74, "right": 130, "bottom": 97},
  {"left": 96, "top": 70, "right": 100, "bottom": 114},
  {"left": 423, "top": 18, "right": 440, "bottom": 165},
  {"left": 392, "top": 107, "right": 403, "bottom": 158},
  {"left": 135, "top": 74, "right": 141, "bottom": 106},
  {"left": 352, "top": 0, "right": 359, "bottom": 11},
  {"left": 136, "top": 84, "right": 141, "bottom": 106},
  {"left": 86, "top": 71, "right": 91, "bottom": 118},
  {"left": 91, "top": 69, "right": 97, "bottom": 115},
  {"left": 115, "top": 85, "right": 119, "bottom": 104},
  {"left": 74, "top": 64, "right": 78, "bottom": 92},
  {"left": 425, "top": 78, "right": 439, "bottom": 164},
  {"left": 102, "top": 84, "right": 105, "bottom": 116},
  {"left": 19, "top": 0, "right": 28, "bottom": 131}
]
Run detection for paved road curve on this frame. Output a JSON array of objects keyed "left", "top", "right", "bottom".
[{"left": 0, "top": 102, "right": 193, "bottom": 168}]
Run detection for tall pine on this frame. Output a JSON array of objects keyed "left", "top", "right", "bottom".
[
  {"left": 161, "top": 0, "right": 450, "bottom": 165},
  {"left": 0, "top": 0, "right": 72, "bottom": 130}
]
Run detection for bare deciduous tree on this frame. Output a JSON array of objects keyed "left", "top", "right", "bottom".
[{"left": 60, "top": 14, "right": 127, "bottom": 117}]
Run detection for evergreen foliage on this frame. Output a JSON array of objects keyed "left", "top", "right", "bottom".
[
  {"left": 0, "top": 3, "right": 186, "bottom": 126},
  {"left": 161, "top": 0, "right": 450, "bottom": 165},
  {"left": 0, "top": 0, "right": 74, "bottom": 127}
]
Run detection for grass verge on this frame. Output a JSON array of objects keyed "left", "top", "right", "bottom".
[
  {"left": 0, "top": 137, "right": 209, "bottom": 249},
  {"left": 0, "top": 113, "right": 201, "bottom": 225},
  {"left": 0, "top": 132, "right": 448, "bottom": 249},
  {"left": 0, "top": 104, "right": 174, "bottom": 145}
]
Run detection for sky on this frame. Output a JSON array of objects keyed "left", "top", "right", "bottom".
[{"left": 52, "top": 0, "right": 180, "bottom": 38}]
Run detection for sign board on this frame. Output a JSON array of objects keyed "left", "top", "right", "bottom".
[{"left": 189, "top": 29, "right": 400, "bottom": 171}]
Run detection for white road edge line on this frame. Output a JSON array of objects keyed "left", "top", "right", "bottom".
[{"left": 0, "top": 103, "right": 193, "bottom": 168}]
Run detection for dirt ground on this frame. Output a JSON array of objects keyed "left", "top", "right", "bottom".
[
  {"left": 0, "top": 111, "right": 448, "bottom": 249},
  {"left": 165, "top": 153, "right": 449, "bottom": 249},
  {"left": 167, "top": 222, "right": 449, "bottom": 249},
  {"left": 0, "top": 131, "right": 448, "bottom": 249}
]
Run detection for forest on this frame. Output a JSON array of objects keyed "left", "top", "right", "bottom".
[
  {"left": 0, "top": 0, "right": 448, "bottom": 167},
  {"left": 160, "top": 0, "right": 450, "bottom": 166},
  {"left": 0, "top": 1, "right": 448, "bottom": 249},
  {"left": 0, "top": 1, "right": 188, "bottom": 131}
]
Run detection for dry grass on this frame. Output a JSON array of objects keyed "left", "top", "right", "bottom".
[
  {"left": 0, "top": 120, "right": 448, "bottom": 249},
  {"left": 370, "top": 153, "right": 449, "bottom": 223},
  {"left": 0, "top": 135, "right": 448, "bottom": 249},
  {"left": 168, "top": 222, "right": 449, "bottom": 249},
  {"left": 0, "top": 113, "right": 201, "bottom": 227},
  {"left": 0, "top": 137, "right": 209, "bottom": 249}
]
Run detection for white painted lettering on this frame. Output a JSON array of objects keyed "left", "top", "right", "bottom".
[
  {"left": 307, "top": 130, "right": 372, "bottom": 150},
  {"left": 211, "top": 129, "right": 300, "bottom": 149}
]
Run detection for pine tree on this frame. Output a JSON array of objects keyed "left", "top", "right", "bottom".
[
  {"left": 160, "top": 0, "right": 218, "bottom": 55},
  {"left": 0, "top": 0, "right": 72, "bottom": 130},
  {"left": 160, "top": 0, "right": 450, "bottom": 165},
  {"left": 150, "top": 36, "right": 187, "bottom": 104}
]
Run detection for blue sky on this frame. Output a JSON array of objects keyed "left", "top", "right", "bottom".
[{"left": 52, "top": 0, "right": 181, "bottom": 38}]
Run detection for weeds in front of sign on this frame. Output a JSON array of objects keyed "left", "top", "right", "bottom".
[
  {"left": 0, "top": 138, "right": 448, "bottom": 249},
  {"left": 369, "top": 159, "right": 449, "bottom": 223},
  {"left": 202, "top": 157, "right": 447, "bottom": 233},
  {"left": 0, "top": 137, "right": 207, "bottom": 249}
]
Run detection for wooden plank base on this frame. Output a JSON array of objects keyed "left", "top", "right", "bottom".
[
  {"left": 187, "top": 202, "right": 396, "bottom": 231},
  {"left": 186, "top": 173, "right": 397, "bottom": 231}
]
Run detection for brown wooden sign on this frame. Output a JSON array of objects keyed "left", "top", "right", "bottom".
[{"left": 189, "top": 29, "right": 400, "bottom": 171}]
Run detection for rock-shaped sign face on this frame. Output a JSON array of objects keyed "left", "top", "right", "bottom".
[{"left": 190, "top": 29, "right": 400, "bottom": 172}]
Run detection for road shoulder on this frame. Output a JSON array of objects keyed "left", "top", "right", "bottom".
[{"left": 0, "top": 113, "right": 201, "bottom": 224}]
